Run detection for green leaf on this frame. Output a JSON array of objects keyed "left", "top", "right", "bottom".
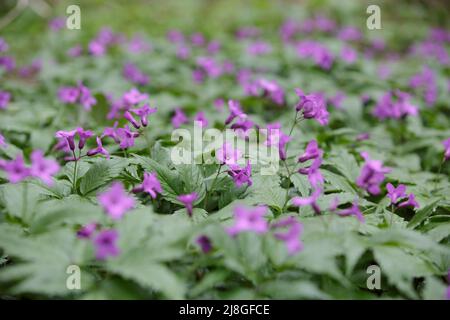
[{"left": 79, "top": 158, "right": 128, "bottom": 195}]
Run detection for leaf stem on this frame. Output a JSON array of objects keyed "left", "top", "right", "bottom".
[
  {"left": 204, "top": 164, "right": 223, "bottom": 211},
  {"left": 72, "top": 150, "right": 78, "bottom": 193}
]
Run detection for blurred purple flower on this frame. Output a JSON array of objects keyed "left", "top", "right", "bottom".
[
  {"left": 87, "top": 137, "right": 110, "bottom": 158},
  {"left": 30, "top": 150, "right": 60, "bottom": 186},
  {"left": 177, "top": 192, "right": 198, "bottom": 217},
  {"left": 3, "top": 155, "right": 30, "bottom": 183},
  {"left": 272, "top": 216, "right": 304, "bottom": 255},
  {"left": 292, "top": 188, "right": 322, "bottom": 215},
  {"left": 227, "top": 205, "right": 269, "bottom": 236},
  {"left": 372, "top": 91, "right": 418, "bottom": 120},
  {"left": 295, "top": 88, "right": 329, "bottom": 125},
  {"left": 196, "top": 235, "right": 212, "bottom": 253},
  {"left": 386, "top": 183, "right": 406, "bottom": 205},
  {"left": 77, "top": 223, "right": 97, "bottom": 239},
  {"left": 48, "top": 17, "right": 65, "bottom": 31},
  {"left": 0, "top": 56, "right": 15, "bottom": 72},
  {"left": 171, "top": 108, "right": 188, "bottom": 128},
  {"left": 225, "top": 100, "right": 246, "bottom": 125},
  {"left": 93, "top": 229, "right": 120, "bottom": 260},
  {"left": 398, "top": 194, "right": 420, "bottom": 209},
  {"left": 116, "top": 125, "right": 139, "bottom": 149},
  {"left": 341, "top": 46, "right": 358, "bottom": 64},
  {"left": 247, "top": 41, "right": 272, "bottom": 55},
  {"left": 133, "top": 172, "right": 162, "bottom": 199},
  {"left": 131, "top": 104, "right": 157, "bottom": 127},
  {"left": 67, "top": 45, "right": 83, "bottom": 57},
  {"left": 0, "top": 133, "right": 6, "bottom": 148},
  {"left": 194, "top": 111, "right": 208, "bottom": 128},
  {"left": 298, "top": 140, "right": 323, "bottom": 163},
  {"left": 336, "top": 201, "right": 365, "bottom": 223},
  {"left": 356, "top": 152, "right": 390, "bottom": 195},
  {"left": 0, "top": 91, "right": 11, "bottom": 109},
  {"left": 123, "top": 62, "right": 150, "bottom": 86},
  {"left": 0, "top": 37, "right": 9, "bottom": 52},
  {"left": 228, "top": 162, "right": 252, "bottom": 188},
  {"left": 216, "top": 142, "right": 242, "bottom": 165},
  {"left": 443, "top": 138, "right": 450, "bottom": 161},
  {"left": 98, "top": 182, "right": 135, "bottom": 220}
]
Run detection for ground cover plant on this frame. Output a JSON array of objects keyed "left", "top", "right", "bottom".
[{"left": 0, "top": 0, "right": 450, "bottom": 300}]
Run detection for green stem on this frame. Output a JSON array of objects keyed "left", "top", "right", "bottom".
[
  {"left": 433, "top": 159, "right": 444, "bottom": 193},
  {"left": 22, "top": 182, "right": 28, "bottom": 221},
  {"left": 204, "top": 164, "right": 223, "bottom": 210},
  {"left": 390, "top": 204, "right": 395, "bottom": 226},
  {"left": 72, "top": 150, "right": 78, "bottom": 193}
]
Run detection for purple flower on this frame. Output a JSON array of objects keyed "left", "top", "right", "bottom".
[
  {"left": 191, "top": 33, "right": 205, "bottom": 46},
  {"left": 0, "top": 91, "right": 11, "bottom": 110},
  {"left": 133, "top": 172, "right": 162, "bottom": 199},
  {"left": 295, "top": 89, "right": 329, "bottom": 125},
  {"left": 0, "top": 56, "right": 15, "bottom": 72},
  {"left": 124, "top": 111, "right": 140, "bottom": 129},
  {"left": 299, "top": 156, "right": 324, "bottom": 188},
  {"left": 78, "top": 82, "right": 97, "bottom": 111},
  {"left": 207, "top": 40, "right": 221, "bottom": 54},
  {"left": 131, "top": 104, "right": 157, "bottom": 127},
  {"left": 177, "top": 45, "right": 191, "bottom": 60},
  {"left": 336, "top": 201, "right": 365, "bottom": 223},
  {"left": 442, "top": 138, "right": 450, "bottom": 161},
  {"left": 87, "top": 137, "right": 110, "bottom": 158},
  {"left": 386, "top": 183, "right": 406, "bottom": 205},
  {"left": 98, "top": 182, "right": 135, "bottom": 220},
  {"left": 167, "top": 30, "right": 184, "bottom": 43},
  {"left": 225, "top": 100, "right": 246, "bottom": 125},
  {"left": 372, "top": 91, "right": 418, "bottom": 120},
  {"left": 77, "top": 223, "right": 97, "bottom": 239},
  {"left": 67, "top": 45, "right": 83, "bottom": 57},
  {"left": 102, "top": 122, "right": 120, "bottom": 143},
  {"left": 214, "top": 98, "right": 225, "bottom": 111},
  {"left": 356, "top": 152, "right": 390, "bottom": 195},
  {"left": 116, "top": 125, "right": 139, "bottom": 149},
  {"left": 292, "top": 188, "right": 322, "bottom": 215},
  {"left": 123, "top": 62, "right": 149, "bottom": 86},
  {"left": 76, "top": 127, "right": 93, "bottom": 149},
  {"left": 55, "top": 129, "right": 78, "bottom": 152},
  {"left": 338, "top": 26, "right": 362, "bottom": 41},
  {"left": 88, "top": 40, "right": 106, "bottom": 56},
  {"left": 0, "top": 133, "right": 6, "bottom": 148},
  {"left": 194, "top": 112, "right": 208, "bottom": 128},
  {"left": 2, "top": 155, "right": 30, "bottom": 184},
  {"left": 216, "top": 142, "right": 242, "bottom": 165},
  {"left": 298, "top": 140, "right": 323, "bottom": 163},
  {"left": 247, "top": 41, "right": 272, "bottom": 55},
  {"left": 127, "top": 35, "right": 152, "bottom": 54},
  {"left": 58, "top": 87, "right": 79, "bottom": 104},
  {"left": 30, "top": 150, "right": 60, "bottom": 186},
  {"left": 398, "top": 194, "right": 420, "bottom": 209},
  {"left": 227, "top": 205, "right": 269, "bottom": 237},
  {"left": 228, "top": 162, "right": 252, "bottom": 188},
  {"left": 230, "top": 119, "right": 254, "bottom": 137},
  {"left": 196, "top": 235, "right": 212, "bottom": 253},
  {"left": 341, "top": 46, "right": 358, "bottom": 64},
  {"left": 296, "top": 40, "right": 334, "bottom": 70},
  {"left": 272, "top": 216, "right": 304, "bottom": 255},
  {"left": 258, "top": 79, "right": 285, "bottom": 105},
  {"left": 357, "top": 133, "right": 370, "bottom": 141},
  {"left": 48, "top": 17, "right": 65, "bottom": 31},
  {"left": 0, "top": 37, "right": 9, "bottom": 52},
  {"left": 93, "top": 229, "right": 120, "bottom": 260},
  {"left": 122, "top": 88, "right": 149, "bottom": 107},
  {"left": 278, "top": 131, "right": 292, "bottom": 161},
  {"left": 171, "top": 108, "right": 188, "bottom": 128},
  {"left": 177, "top": 192, "right": 198, "bottom": 217}
]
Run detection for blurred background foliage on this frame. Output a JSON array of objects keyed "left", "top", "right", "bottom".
[{"left": 1, "top": 0, "right": 449, "bottom": 59}]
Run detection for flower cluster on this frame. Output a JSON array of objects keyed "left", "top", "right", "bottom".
[
  {"left": 58, "top": 82, "right": 97, "bottom": 111},
  {"left": 0, "top": 150, "right": 59, "bottom": 185}
]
